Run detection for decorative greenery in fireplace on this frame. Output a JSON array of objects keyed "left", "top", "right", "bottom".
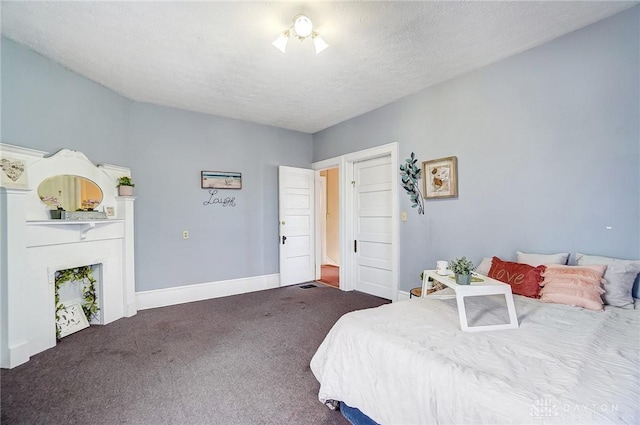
[{"left": 54, "top": 266, "right": 100, "bottom": 339}]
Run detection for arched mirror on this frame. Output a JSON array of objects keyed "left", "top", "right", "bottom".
[{"left": 37, "top": 175, "right": 103, "bottom": 212}]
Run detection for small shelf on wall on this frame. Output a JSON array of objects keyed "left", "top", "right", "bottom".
[{"left": 27, "top": 219, "right": 124, "bottom": 225}]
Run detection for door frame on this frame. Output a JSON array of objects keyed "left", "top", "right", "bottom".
[
  {"left": 318, "top": 175, "right": 328, "bottom": 265},
  {"left": 312, "top": 142, "right": 399, "bottom": 300}
]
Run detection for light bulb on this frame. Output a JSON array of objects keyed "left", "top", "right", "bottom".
[{"left": 293, "top": 15, "right": 313, "bottom": 38}]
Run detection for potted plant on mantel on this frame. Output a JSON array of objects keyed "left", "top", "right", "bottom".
[
  {"left": 117, "top": 176, "right": 135, "bottom": 196},
  {"left": 450, "top": 256, "right": 475, "bottom": 285},
  {"left": 40, "top": 195, "right": 64, "bottom": 219}
]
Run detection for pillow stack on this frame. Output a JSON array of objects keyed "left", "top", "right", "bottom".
[
  {"left": 576, "top": 253, "right": 640, "bottom": 309},
  {"left": 538, "top": 264, "right": 607, "bottom": 311},
  {"left": 476, "top": 251, "right": 639, "bottom": 311}
]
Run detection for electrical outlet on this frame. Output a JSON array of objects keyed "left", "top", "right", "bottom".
[{"left": 182, "top": 230, "right": 189, "bottom": 239}]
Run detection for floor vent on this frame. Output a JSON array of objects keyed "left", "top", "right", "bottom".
[{"left": 299, "top": 284, "right": 317, "bottom": 289}]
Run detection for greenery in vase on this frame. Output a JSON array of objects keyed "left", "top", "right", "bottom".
[
  {"left": 117, "top": 176, "right": 135, "bottom": 187},
  {"left": 449, "top": 256, "right": 474, "bottom": 275},
  {"left": 54, "top": 266, "right": 100, "bottom": 339}
]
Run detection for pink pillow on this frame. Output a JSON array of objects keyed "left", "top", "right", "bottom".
[
  {"left": 488, "top": 257, "right": 546, "bottom": 298},
  {"left": 539, "top": 266, "right": 607, "bottom": 311},
  {"left": 543, "top": 264, "right": 607, "bottom": 281}
]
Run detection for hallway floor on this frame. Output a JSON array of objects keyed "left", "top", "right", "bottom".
[{"left": 319, "top": 264, "right": 339, "bottom": 288}]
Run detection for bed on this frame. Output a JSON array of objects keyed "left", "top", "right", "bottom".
[{"left": 310, "top": 293, "right": 640, "bottom": 424}]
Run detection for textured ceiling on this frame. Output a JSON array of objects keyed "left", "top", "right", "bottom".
[{"left": 1, "top": 1, "right": 637, "bottom": 134}]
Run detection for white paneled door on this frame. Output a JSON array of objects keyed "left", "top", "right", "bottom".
[
  {"left": 278, "top": 166, "right": 315, "bottom": 286},
  {"left": 353, "top": 156, "right": 393, "bottom": 299}
]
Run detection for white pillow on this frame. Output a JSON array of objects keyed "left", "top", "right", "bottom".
[
  {"left": 516, "top": 251, "right": 569, "bottom": 267},
  {"left": 575, "top": 253, "right": 640, "bottom": 309},
  {"left": 475, "top": 257, "right": 493, "bottom": 276}
]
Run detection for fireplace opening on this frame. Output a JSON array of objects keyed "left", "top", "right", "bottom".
[{"left": 55, "top": 264, "right": 103, "bottom": 339}]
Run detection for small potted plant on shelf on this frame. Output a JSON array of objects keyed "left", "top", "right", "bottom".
[
  {"left": 450, "top": 256, "right": 475, "bottom": 285},
  {"left": 117, "top": 176, "right": 135, "bottom": 196},
  {"left": 40, "top": 195, "right": 64, "bottom": 219}
]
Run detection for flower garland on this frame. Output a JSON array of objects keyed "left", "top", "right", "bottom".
[{"left": 54, "top": 266, "right": 100, "bottom": 339}]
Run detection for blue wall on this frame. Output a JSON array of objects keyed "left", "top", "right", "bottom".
[
  {"left": 1, "top": 38, "right": 313, "bottom": 292},
  {"left": 2, "top": 6, "right": 638, "bottom": 295},
  {"left": 1, "top": 39, "right": 130, "bottom": 165},
  {"left": 127, "top": 103, "right": 312, "bottom": 290},
  {"left": 313, "top": 7, "right": 640, "bottom": 294}
]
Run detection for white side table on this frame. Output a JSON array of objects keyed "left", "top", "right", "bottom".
[{"left": 421, "top": 270, "right": 519, "bottom": 332}]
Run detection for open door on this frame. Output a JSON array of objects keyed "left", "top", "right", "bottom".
[{"left": 278, "top": 166, "right": 315, "bottom": 286}]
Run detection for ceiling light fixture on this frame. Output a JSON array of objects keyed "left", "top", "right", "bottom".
[{"left": 272, "top": 14, "right": 329, "bottom": 55}]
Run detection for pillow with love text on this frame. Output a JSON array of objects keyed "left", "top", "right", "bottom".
[{"left": 488, "top": 257, "right": 546, "bottom": 298}]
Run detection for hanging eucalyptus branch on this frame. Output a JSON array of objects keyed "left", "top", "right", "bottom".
[
  {"left": 399, "top": 152, "right": 424, "bottom": 214},
  {"left": 55, "top": 266, "right": 100, "bottom": 339}
]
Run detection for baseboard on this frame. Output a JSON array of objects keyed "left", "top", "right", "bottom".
[
  {"left": 1, "top": 340, "right": 30, "bottom": 369},
  {"left": 397, "top": 290, "right": 410, "bottom": 301},
  {"left": 322, "top": 257, "right": 339, "bottom": 267},
  {"left": 136, "top": 274, "right": 280, "bottom": 311}
]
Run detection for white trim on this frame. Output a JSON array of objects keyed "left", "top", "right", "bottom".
[
  {"left": 99, "top": 163, "right": 131, "bottom": 176},
  {"left": 319, "top": 175, "right": 328, "bottom": 265},
  {"left": 136, "top": 273, "right": 280, "bottom": 310},
  {"left": 312, "top": 156, "right": 341, "bottom": 171},
  {"left": 0, "top": 142, "right": 47, "bottom": 158},
  {"left": 397, "top": 290, "right": 410, "bottom": 301},
  {"left": 313, "top": 157, "right": 343, "bottom": 288},
  {"left": 312, "top": 142, "right": 399, "bottom": 300}
]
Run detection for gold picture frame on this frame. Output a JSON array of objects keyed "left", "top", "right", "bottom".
[{"left": 422, "top": 156, "right": 458, "bottom": 199}]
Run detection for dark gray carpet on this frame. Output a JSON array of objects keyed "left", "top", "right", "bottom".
[{"left": 1, "top": 285, "right": 389, "bottom": 424}]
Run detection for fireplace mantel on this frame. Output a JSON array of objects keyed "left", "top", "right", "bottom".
[{"left": 0, "top": 143, "right": 136, "bottom": 369}]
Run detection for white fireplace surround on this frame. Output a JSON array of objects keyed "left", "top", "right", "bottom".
[{"left": 1, "top": 143, "right": 136, "bottom": 369}]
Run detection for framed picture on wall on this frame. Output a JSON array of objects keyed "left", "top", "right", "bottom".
[
  {"left": 422, "top": 156, "right": 458, "bottom": 199},
  {"left": 201, "top": 171, "right": 242, "bottom": 189},
  {"left": 0, "top": 156, "right": 29, "bottom": 189}
]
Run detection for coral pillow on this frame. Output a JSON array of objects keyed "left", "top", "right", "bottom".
[
  {"left": 539, "top": 265, "right": 607, "bottom": 311},
  {"left": 487, "top": 257, "right": 546, "bottom": 298},
  {"left": 543, "top": 264, "right": 607, "bottom": 281}
]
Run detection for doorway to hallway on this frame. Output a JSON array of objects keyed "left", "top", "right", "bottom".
[
  {"left": 318, "top": 167, "right": 340, "bottom": 288},
  {"left": 319, "top": 264, "right": 339, "bottom": 287},
  {"left": 312, "top": 142, "right": 399, "bottom": 301}
]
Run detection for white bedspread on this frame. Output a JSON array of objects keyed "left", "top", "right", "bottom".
[{"left": 310, "top": 294, "right": 640, "bottom": 425}]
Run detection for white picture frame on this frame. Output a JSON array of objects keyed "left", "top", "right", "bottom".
[
  {"left": 57, "top": 303, "right": 90, "bottom": 338},
  {"left": 0, "top": 156, "right": 29, "bottom": 189}
]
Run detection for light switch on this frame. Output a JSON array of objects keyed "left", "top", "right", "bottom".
[
  {"left": 183, "top": 230, "right": 189, "bottom": 239},
  {"left": 401, "top": 212, "right": 408, "bottom": 222}
]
